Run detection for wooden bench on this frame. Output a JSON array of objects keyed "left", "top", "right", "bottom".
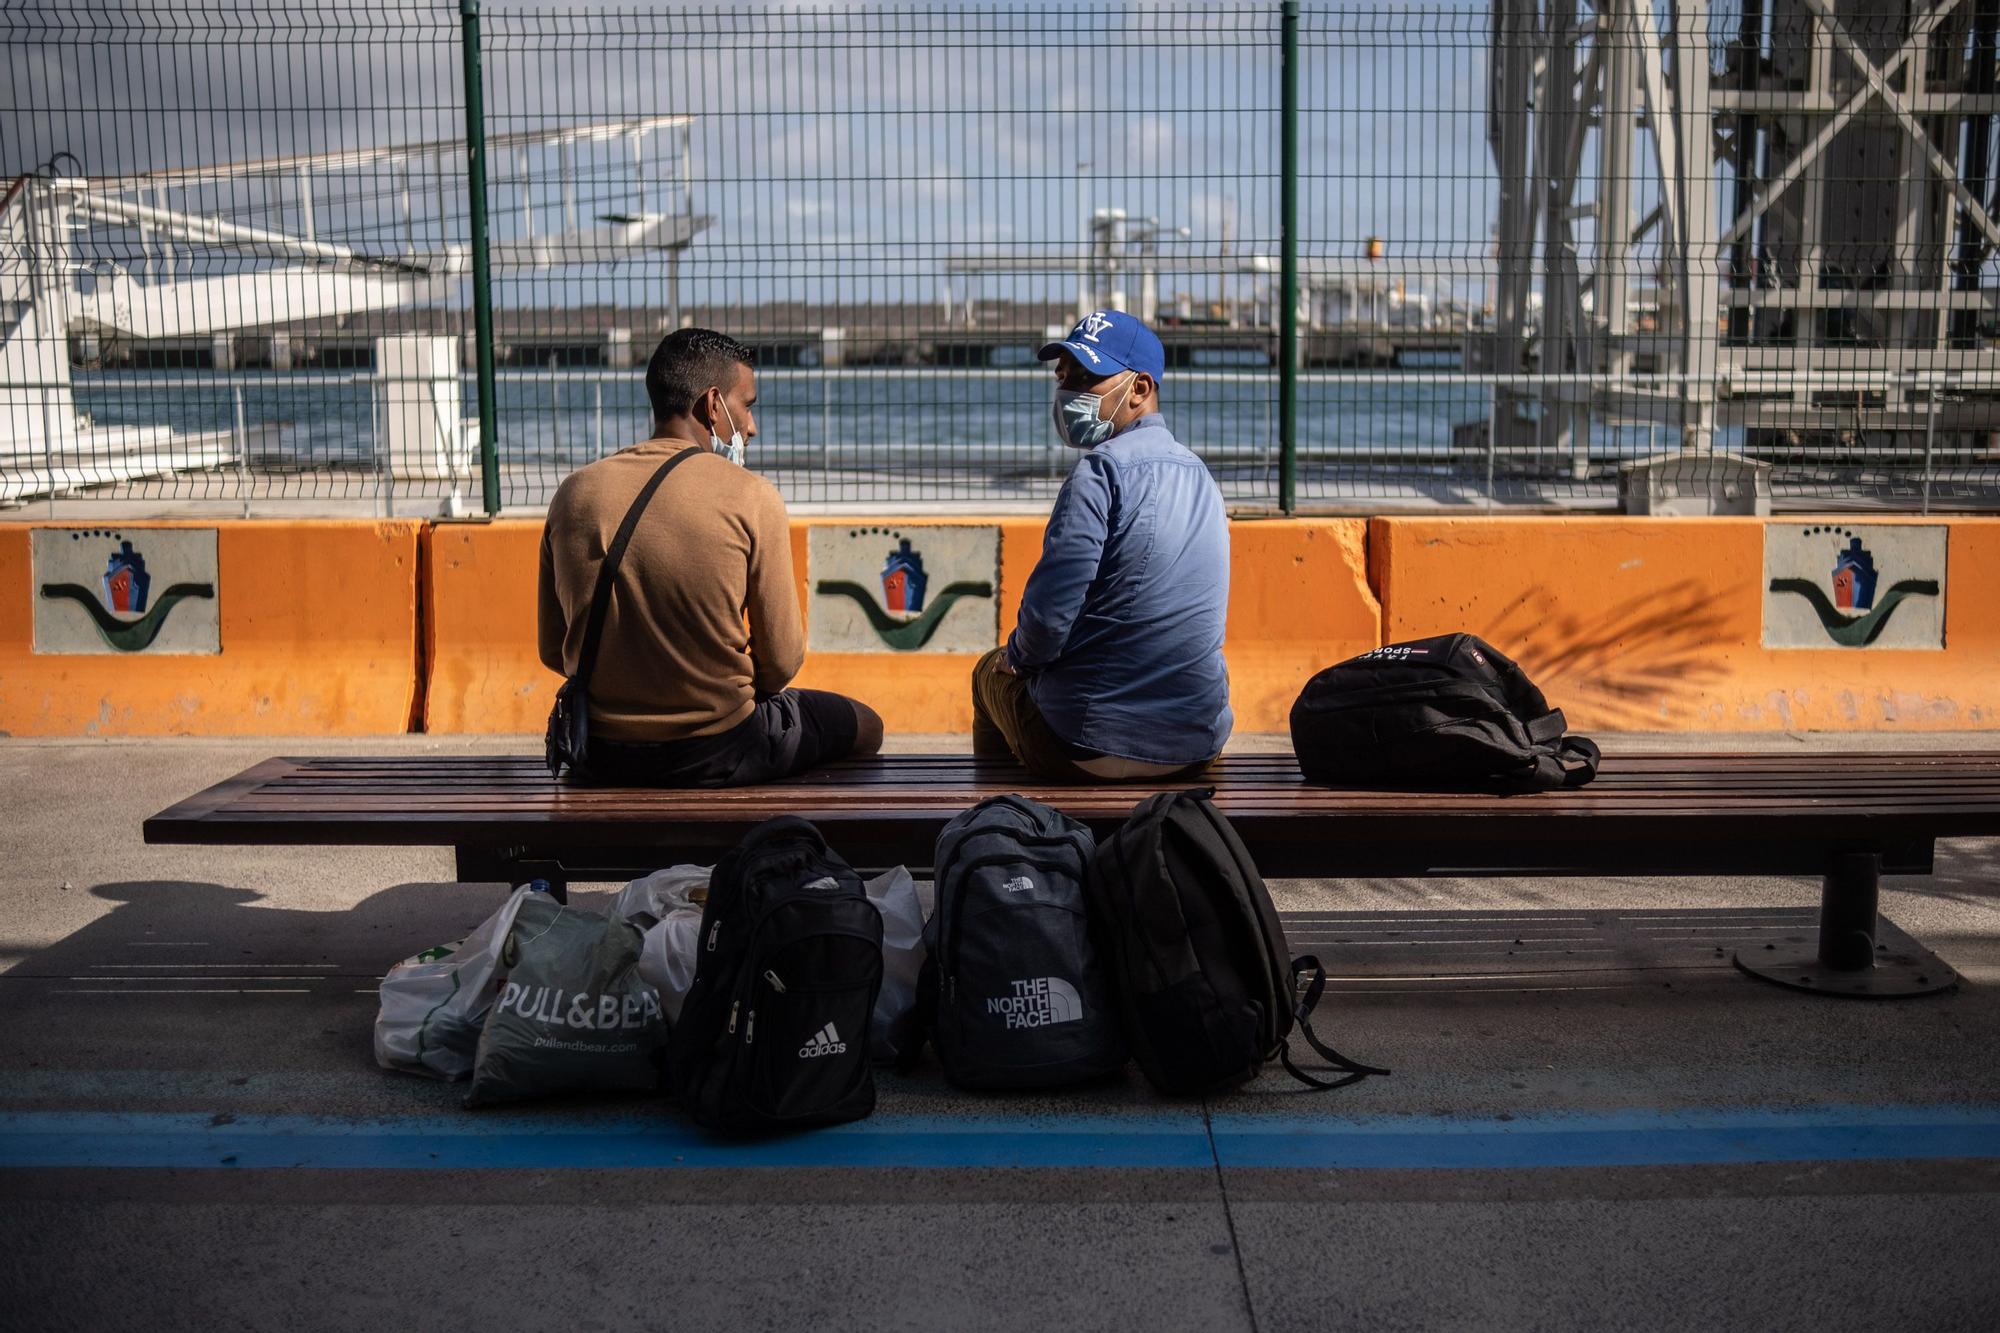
[{"left": 145, "top": 749, "right": 2000, "bottom": 1000}]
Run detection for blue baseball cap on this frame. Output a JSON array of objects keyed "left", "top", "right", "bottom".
[{"left": 1037, "top": 309, "right": 1166, "bottom": 382}]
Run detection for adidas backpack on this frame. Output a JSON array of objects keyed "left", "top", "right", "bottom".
[
  {"left": 1090, "top": 789, "right": 1387, "bottom": 1096},
  {"left": 670, "top": 817, "right": 883, "bottom": 1132},
  {"left": 1289, "top": 633, "right": 1601, "bottom": 791},
  {"left": 911, "top": 795, "right": 1126, "bottom": 1090}
]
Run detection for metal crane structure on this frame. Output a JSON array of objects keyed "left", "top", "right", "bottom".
[
  {"left": 1482, "top": 0, "right": 1998, "bottom": 511},
  {"left": 2, "top": 115, "right": 707, "bottom": 505}
]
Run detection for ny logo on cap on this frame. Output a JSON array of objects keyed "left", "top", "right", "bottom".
[{"left": 1078, "top": 310, "right": 1114, "bottom": 342}]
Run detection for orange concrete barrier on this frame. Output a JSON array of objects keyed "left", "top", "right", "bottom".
[
  {"left": 0, "top": 520, "right": 420, "bottom": 736},
  {"left": 1221, "top": 519, "right": 1378, "bottom": 730},
  {"left": 421, "top": 516, "right": 1382, "bottom": 736},
  {"left": 1372, "top": 516, "right": 2000, "bottom": 731},
  {"left": 420, "top": 520, "right": 549, "bottom": 734},
  {"left": 13, "top": 513, "right": 1993, "bottom": 738}
]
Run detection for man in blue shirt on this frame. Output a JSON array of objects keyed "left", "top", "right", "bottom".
[{"left": 971, "top": 310, "right": 1233, "bottom": 781}]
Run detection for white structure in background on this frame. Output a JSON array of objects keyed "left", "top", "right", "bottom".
[
  {"left": 1481, "top": 0, "right": 1999, "bottom": 512},
  {"left": 1, "top": 115, "right": 707, "bottom": 507},
  {"left": 941, "top": 231, "right": 1436, "bottom": 334}
]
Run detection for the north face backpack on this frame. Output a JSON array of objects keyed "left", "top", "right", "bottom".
[
  {"left": 910, "top": 795, "right": 1126, "bottom": 1090},
  {"left": 1090, "top": 789, "right": 1388, "bottom": 1096},
  {"left": 670, "top": 817, "right": 883, "bottom": 1132},
  {"left": 1289, "top": 633, "right": 1601, "bottom": 791}
]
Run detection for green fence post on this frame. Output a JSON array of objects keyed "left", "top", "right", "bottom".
[
  {"left": 461, "top": 0, "right": 501, "bottom": 516},
  {"left": 1278, "top": 0, "right": 1300, "bottom": 514}
]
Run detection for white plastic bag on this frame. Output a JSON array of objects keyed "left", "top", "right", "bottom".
[
  {"left": 613, "top": 866, "right": 711, "bottom": 1023},
  {"left": 610, "top": 864, "right": 710, "bottom": 929},
  {"left": 375, "top": 886, "right": 535, "bottom": 1081},
  {"left": 621, "top": 865, "right": 931, "bottom": 1058},
  {"left": 868, "top": 866, "right": 929, "bottom": 1064}
]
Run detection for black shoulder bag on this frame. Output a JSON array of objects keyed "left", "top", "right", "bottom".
[{"left": 545, "top": 447, "right": 699, "bottom": 778}]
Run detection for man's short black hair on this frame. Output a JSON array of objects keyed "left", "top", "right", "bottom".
[{"left": 645, "top": 327, "right": 754, "bottom": 424}]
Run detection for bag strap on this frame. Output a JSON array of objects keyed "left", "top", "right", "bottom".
[
  {"left": 1520, "top": 711, "right": 1600, "bottom": 790},
  {"left": 1555, "top": 735, "right": 1601, "bottom": 786},
  {"left": 571, "top": 445, "right": 700, "bottom": 695},
  {"left": 1279, "top": 956, "right": 1391, "bottom": 1091},
  {"left": 1525, "top": 708, "right": 1568, "bottom": 744},
  {"left": 1186, "top": 792, "right": 1294, "bottom": 1024}
]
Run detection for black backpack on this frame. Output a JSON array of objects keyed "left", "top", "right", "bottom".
[
  {"left": 670, "top": 817, "right": 883, "bottom": 1132},
  {"left": 1290, "top": 633, "right": 1600, "bottom": 791},
  {"left": 909, "top": 795, "right": 1127, "bottom": 1089},
  {"left": 1090, "top": 789, "right": 1387, "bottom": 1096}
]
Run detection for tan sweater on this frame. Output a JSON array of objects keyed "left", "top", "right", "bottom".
[{"left": 538, "top": 439, "right": 805, "bottom": 742}]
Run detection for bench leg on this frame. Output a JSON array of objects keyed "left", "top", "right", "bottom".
[
  {"left": 455, "top": 847, "right": 568, "bottom": 905},
  {"left": 1733, "top": 852, "right": 1956, "bottom": 998}
]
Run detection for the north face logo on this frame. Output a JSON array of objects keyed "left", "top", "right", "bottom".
[
  {"left": 799, "top": 1022, "right": 847, "bottom": 1058},
  {"left": 1002, "top": 875, "right": 1034, "bottom": 893},
  {"left": 985, "top": 977, "right": 1083, "bottom": 1029}
]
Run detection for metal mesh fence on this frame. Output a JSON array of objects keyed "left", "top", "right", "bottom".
[{"left": 3, "top": 1, "right": 1996, "bottom": 517}]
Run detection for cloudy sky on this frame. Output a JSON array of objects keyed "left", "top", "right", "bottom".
[{"left": 4, "top": 2, "right": 1563, "bottom": 312}]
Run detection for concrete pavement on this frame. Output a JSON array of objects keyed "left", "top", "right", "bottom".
[{"left": 2, "top": 733, "right": 1998, "bottom": 1330}]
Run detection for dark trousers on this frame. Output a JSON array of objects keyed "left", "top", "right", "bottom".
[
  {"left": 574, "top": 688, "right": 862, "bottom": 788},
  {"left": 971, "top": 648, "right": 1211, "bottom": 785}
]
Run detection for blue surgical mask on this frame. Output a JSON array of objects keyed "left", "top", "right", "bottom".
[
  {"left": 709, "top": 395, "right": 746, "bottom": 467},
  {"left": 1051, "top": 373, "right": 1136, "bottom": 450}
]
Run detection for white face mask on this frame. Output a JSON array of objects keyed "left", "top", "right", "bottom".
[
  {"left": 708, "top": 394, "right": 746, "bottom": 467},
  {"left": 1050, "top": 372, "right": 1136, "bottom": 450}
]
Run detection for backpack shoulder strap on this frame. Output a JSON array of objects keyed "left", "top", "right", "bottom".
[
  {"left": 1518, "top": 708, "right": 1600, "bottom": 790},
  {"left": 1279, "top": 956, "right": 1391, "bottom": 1091},
  {"left": 1185, "top": 793, "right": 1293, "bottom": 1015},
  {"left": 571, "top": 445, "right": 701, "bottom": 695}
]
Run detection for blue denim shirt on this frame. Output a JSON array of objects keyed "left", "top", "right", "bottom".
[{"left": 1005, "top": 413, "right": 1233, "bottom": 764}]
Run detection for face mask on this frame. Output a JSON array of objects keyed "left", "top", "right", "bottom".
[
  {"left": 708, "top": 393, "right": 746, "bottom": 467},
  {"left": 1050, "top": 372, "right": 1136, "bottom": 450}
]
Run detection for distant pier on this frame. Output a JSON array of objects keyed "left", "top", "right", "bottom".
[{"left": 71, "top": 307, "right": 1480, "bottom": 374}]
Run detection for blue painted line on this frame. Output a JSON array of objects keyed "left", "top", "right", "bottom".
[
  {"left": 1, "top": 1106, "right": 1995, "bottom": 1171},
  {"left": 1208, "top": 1107, "right": 2000, "bottom": 1170}
]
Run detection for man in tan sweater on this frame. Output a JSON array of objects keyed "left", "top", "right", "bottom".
[{"left": 538, "top": 328, "right": 883, "bottom": 785}]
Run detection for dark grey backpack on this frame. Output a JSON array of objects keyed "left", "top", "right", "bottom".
[
  {"left": 1289, "top": 633, "right": 1600, "bottom": 791},
  {"left": 908, "top": 795, "right": 1126, "bottom": 1090}
]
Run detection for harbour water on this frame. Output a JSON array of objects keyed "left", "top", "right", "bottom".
[{"left": 65, "top": 364, "right": 1689, "bottom": 481}]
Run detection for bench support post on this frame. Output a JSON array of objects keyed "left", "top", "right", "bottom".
[
  {"left": 455, "top": 846, "right": 567, "bottom": 904},
  {"left": 1734, "top": 852, "right": 1956, "bottom": 998}
]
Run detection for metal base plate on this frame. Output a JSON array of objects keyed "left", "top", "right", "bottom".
[{"left": 1734, "top": 915, "right": 1958, "bottom": 998}]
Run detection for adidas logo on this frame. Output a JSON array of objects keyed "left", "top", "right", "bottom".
[{"left": 798, "top": 1022, "right": 848, "bottom": 1059}]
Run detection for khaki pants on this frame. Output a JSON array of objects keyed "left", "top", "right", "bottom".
[{"left": 970, "top": 648, "right": 1211, "bottom": 784}]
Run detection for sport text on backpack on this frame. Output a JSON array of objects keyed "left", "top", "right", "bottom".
[
  {"left": 1290, "top": 633, "right": 1600, "bottom": 792},
  {"left": 670, "top": 817, "right": 883, "bottom": 1132},
  {"left": 907, "top": 795, "right": 1126, "bottom": 1089},
  {"left": 1090, "top": 789, "right": 1388, "bottom": 1096}
]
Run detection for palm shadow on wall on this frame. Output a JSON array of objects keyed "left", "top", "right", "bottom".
[{"left": 1477, "top": 579, "right": 1736, "bottom": 729}]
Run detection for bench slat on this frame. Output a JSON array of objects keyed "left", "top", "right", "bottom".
[{"left": 143, "top": 751, "right": 2000, "bottom": 885}]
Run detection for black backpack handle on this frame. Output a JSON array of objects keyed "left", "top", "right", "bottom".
[{"left": 1280, "top": 956, "right": 1391, "bottom": 1091}]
